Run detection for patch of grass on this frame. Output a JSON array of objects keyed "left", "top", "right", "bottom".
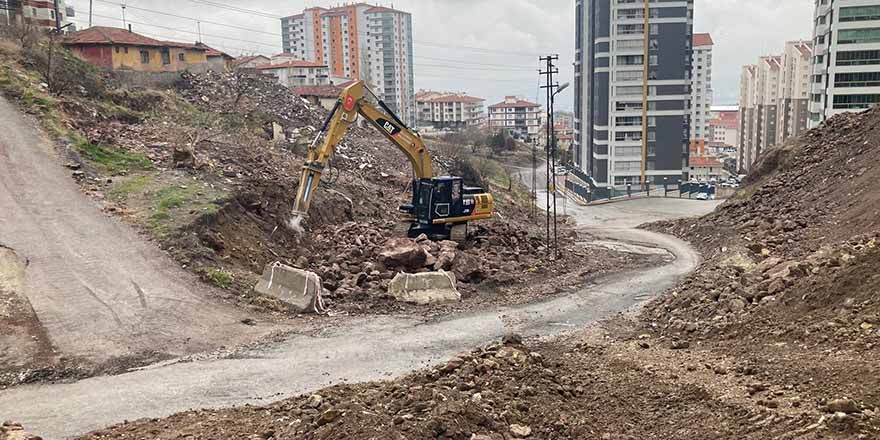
[
  {"left": 146, "top": 183, "right": 224, "bottom": 239},
  {"left": 108, "top": 174, "right": 154, "bottom": 201},
  {"left": 204, "top": 268, "right": 234, "bottom": 289},
  {"left": 74, "top": 142, "right": 153, "bottom": 175}
]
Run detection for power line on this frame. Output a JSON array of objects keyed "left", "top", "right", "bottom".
[
  {"left": 94, "top": 0, "right": 282, "bottom": 37},
  {"left": 181, "top": 0, "right": 280, "bottom": 19},
  {"left": 91, "top": 0, "right": 548, "bottom": 57},
  {"left": 88, "top": 11, "right": 279, "bottom": 49}
]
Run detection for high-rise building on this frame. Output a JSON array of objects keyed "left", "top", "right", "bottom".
[
  {"left": 739, "top": 65, "right": 758, "bottom": 172},
  {"left": 574, "top": 0, "right": 695, "bottom": 193},
  {"left": 777, "top": 41, "right": 813, "bottom": 141},
  {"left": 809, "top": 1, "right": 880, "bottom": 127},
  {"left": 738, "top": 41, "right": 811, "bottom": 173},
  {"left": 690, "top": 33, "right": 714, "bottom": 146},
  {"left": 738, "top": 57, "right": 781, "bottom": 173},
  {"left": 280, "top": 4, "right": 415, "bottom": 124}
]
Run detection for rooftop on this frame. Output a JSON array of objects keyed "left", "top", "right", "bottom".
[
  {"left": 693, "top": 33, "right": 713, "bottom": 47},
  {"left": 416, "top": 91, "right": 484, "bottom": 104},
  {"left": 257, "top": 60, "right": 328, "bottom": 69},
  {"left": 293, "top": 81, "right": 357, "bottom": 99},
  {"left": 489, "top": 96, "right": 540, "bottom": 109},
  {"left": 63, "top": 26, "right": 168, "bottom": 47},
  {"left": 690, "top": 156, "right": 723, "bottom": 168}
]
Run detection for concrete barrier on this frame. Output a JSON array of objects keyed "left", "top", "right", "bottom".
[
  {"left": 388, "top": 270, "right": 461, "bottom": 305},
  {"left": 254, "top": 262, "right": 326, "bottom": 313}
]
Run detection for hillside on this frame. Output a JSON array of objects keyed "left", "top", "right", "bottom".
[{"left": 78, "top": 103, "right": 880, "bottom": 440}]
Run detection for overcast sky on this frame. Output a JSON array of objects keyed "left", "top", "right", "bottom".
[{"left": 69, "top": 0, "right": 815, "bottom": 109}]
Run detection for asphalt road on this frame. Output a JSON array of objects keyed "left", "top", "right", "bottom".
[
  {"left": 0, "top": 97, "right": 270, "bottom": 364},
  {"left": 0, "top": 107, "right": 721, "bottom": 438}
]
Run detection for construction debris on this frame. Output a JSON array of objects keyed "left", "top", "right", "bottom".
[
  {"left": 253, "top": 263, "right": 326, "bottom": 314},
  {"left": 387, "top": 271, "right": 460, "bottom": 305}
]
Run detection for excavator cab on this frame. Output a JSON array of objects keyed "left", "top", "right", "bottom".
[{"left": 402, "top": 177, "right": 493, "bottom": 241}]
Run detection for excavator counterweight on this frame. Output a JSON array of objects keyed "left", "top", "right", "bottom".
[{"left": 290, "top": 80, "right": 493, "bottom": 241}]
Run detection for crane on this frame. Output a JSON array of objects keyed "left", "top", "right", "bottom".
[{"left": 290, "top": 81, "right": 494, "bottom": 241}]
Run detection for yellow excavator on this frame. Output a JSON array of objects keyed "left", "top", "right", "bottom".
[{"left": 290, "top": 81, "right": 494, "bottom": 241}]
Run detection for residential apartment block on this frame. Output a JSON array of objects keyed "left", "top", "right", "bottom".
[
  {"left": 257, "top": 59, "right": 331, "bottom": 87},
  {"left": 2, "top": 0, "right": 74, "bottom": 30},
  {"left": 690, "top": 33, "right": 714, "bottom": 145},
  {"left": 810, "top": 1, "right": 880, "bottom": 127},
  {"left": 487, "top": 96, "right": 542, "bottom": 141},
  {"left": 709, "top": 106, "right": 739, "bottom": 148},
  {"left": 280, "top": 3, "right": 415, "bottom": 124},
  {"left": 738, "top": 41, "right": 811, "bottom": 172},
  {"left": 415, "top": 91, "right": 485, "bottom": 130},
  {"left": 574, "top": 0, "right": 695, "bottom": 192}
]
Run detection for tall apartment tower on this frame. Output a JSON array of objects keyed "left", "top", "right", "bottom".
[
  {"left": 777, "top": 41, "right": 813, "bottom": 141},
  {"left": 738, "top": 41, "right": 812, "bottom": 173},
  {"left": 281, "top": 4, "right": 415, "bottom": 124},
  {"left": 810, "top": 1, "right": 880, "bottom": 127},
  {"left": 690, "top": 33, "right": 714, "bottom": 145},
  {"left": 738, "top": 64, "right": 758, "bottom": 172},
  {"left": 574, "top": 0, "right": 695, "bottom": 193}
]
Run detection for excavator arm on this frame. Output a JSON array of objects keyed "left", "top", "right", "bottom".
[{"left": 291, "top": 80, "right": 433, "bottom": 218}]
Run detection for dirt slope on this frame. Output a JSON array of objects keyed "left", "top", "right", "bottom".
[{"left": 0, "top": 96, "right": 273, "bottom": 385}]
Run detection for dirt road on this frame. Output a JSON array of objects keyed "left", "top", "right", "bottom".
[
  {"left": 0, "top": 96, "right": 271, "bottom": 367},
  {"left": 0, "top": 187, "right": 718, "bottom": 438}
]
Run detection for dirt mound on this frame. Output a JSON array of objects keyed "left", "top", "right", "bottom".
[
  {"left": 80, "top": 334, "right": 875, "bottom": 440},
  {"left": 642, "top": 108, "right": 880, "bottom": 344}
]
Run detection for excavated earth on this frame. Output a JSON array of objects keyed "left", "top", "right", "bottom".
[
  {"left": 73, "top": 108, "right": 880, "bottom": 439},
  {"left": 0, "top": 44, "right": 655, "bottom": 391}
]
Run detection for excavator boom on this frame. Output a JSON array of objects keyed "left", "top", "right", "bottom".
[{"left": 291, "top": 80, "right": 493, "bottom": 241}]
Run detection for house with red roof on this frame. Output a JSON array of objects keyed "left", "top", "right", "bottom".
[
  {"left": 687, "top": 155, "right": 725, "bottom": 181},
  {"left": 415, "top": 90, "right": 485, "bottom": 129},
  {"left": 62, "top": 26, "right": 211, "bottom": 73},
  {"left": 488, "top": 96, "right": 543, "bottom": 141}
]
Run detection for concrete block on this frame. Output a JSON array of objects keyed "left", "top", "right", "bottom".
[
  {"left": 388, "top": 270, "right": 461, "bottom": 305},
  {"left": 254, "top": 262, "right": 326, "bottom": 313}
]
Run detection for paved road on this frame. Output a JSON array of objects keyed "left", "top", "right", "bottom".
[{"left": 0, "top": 96, "right": 270, "bottom": 364}]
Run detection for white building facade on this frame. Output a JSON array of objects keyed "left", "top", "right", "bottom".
[
  {"left": 810, "top": 0, "right": 880, "bottom": 127},
  {"left": 690, "top": 33, "right": 714, "bottom": 144},
  {"left": 257, "top": 60, "right": 331, "bottom": 87},
  {"left": 416, "top": 91, "right": 485, "bottom": 129},
  {"left": 488, "top": 96, "right": 542, "bottom": 141}
]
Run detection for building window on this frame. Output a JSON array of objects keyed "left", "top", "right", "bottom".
[
  {"left": 140, "top": 50, "right": 150, "bottom": 64},
  {"left": 835, "top": 72, "right": 880, "bottom": 87},
  {"left": 178, "top": 53, "right": 186, "bottom": 62},
  {"left": 839, "top": 5, "right": 880, "bottom": 22},
  {"left": 161, "top": 49, "right": 171, "bottom": 65},
  {"left": 838, "top": 28, "right": 880, "bottom": 45},
  {"left": 832, "top": 94, "right": 880, "bottom": 109},
  {"left": 836, "top": 50, "right": 880, "bottom": 66}
]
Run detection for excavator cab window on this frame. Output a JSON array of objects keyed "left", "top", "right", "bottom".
[{"left": 433, "top": 180, "right": 451, "bottom": 218}]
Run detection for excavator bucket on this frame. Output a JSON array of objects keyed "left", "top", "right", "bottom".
[{"left": 254, "top": 262, "right": 327, "bottom": 314}]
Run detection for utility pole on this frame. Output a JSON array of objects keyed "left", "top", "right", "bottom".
[
  {"left": 52, "top": 0, "right": 61, "bottom": 31},
  {"left": 89, "top": 0, "right": 93, "bottom": 27},
  {"left": 197, "top": 21, "right": 202, "bottom": 43},
  {"left": 121, "top": 3, "right": 126, "bottom": 29},
  {"left": 539, "top": 55, "right": 560, "bottom": 258}
]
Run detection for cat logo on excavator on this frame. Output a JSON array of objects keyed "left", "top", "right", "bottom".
[{"left": 377, "top": 118, "right": 402, "bottom": 136}]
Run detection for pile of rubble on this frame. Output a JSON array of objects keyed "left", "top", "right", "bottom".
[
  {"left": 0, "top": 421, "right": 41, "bottom": 440},
  {"left": 641, "top": 108, "right": 880, "bottom": 349}
]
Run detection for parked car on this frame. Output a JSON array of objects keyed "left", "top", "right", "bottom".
[
  {"left": 696, "top": 192, "right": 709, "bottom": 201},
  {"left": 554, "top": 166, "right": 569, "bottom": 176}
]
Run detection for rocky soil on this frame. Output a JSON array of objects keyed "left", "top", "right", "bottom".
[{"left": 68, "top": 98, "right": 880, "bottom": 440}]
